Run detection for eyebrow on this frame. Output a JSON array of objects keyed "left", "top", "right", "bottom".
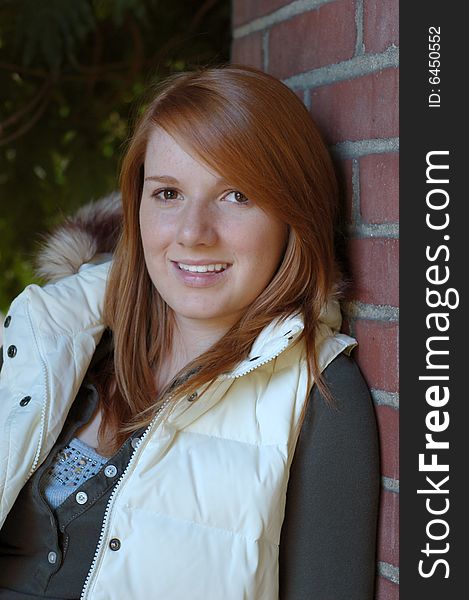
[{"left": 144, "top": 175, "right": 180, "bottom": 184}]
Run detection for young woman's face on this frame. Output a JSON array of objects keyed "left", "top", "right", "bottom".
[{"left": 139, "top": 127, "right": 288, "bottom": 331}]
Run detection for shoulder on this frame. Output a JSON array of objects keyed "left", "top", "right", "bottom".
[
  {"left": 323, "top": 351, "right": 369, "bottom": 393},
  {"left": 308, "top": 352, "right": 375, "bottom": 425},
  {"left": 280, "top": 351, "right": 380, "bottom": 599},
  {"left": 289, "top": 350, "right": 379, "bottom": 506},
  {"left": 295, "top": 351, "right": 379, "bottom": 473}
]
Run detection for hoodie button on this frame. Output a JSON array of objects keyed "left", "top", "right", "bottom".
[
  {"left": 7, "top": 345, "right": 17, "bottom": 358},
  {"left": 104, "top": 465, "right": 118, "bottom": 478},
  {"left": 4, "top": 316, "right": 11, "bottom": 328},
  {"left": 75, "top": 491, "right": 88, "bottom": 505},
  {"left": 109, "top": 538, "right": 121, "bottom": 551}
]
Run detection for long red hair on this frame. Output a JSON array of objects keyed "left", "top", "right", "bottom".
[{"left": 99, "top": 65, "right": 341, "bottom": 450}]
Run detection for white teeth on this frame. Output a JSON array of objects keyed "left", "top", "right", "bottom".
[{"left": 178, "top": 262, "right": 228, "bottom": 273}]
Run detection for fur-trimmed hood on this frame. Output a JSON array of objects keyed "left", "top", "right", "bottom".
[
  {"left": 35, "top": 193, "right": 122, "bottom": 283},
  {"left": 2, "top": 198, "right": 120, "bottom": 349}
]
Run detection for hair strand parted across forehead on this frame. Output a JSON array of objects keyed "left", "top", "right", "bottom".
[{"left": 100, "top": 64, "right": 342, "bottom": 450}]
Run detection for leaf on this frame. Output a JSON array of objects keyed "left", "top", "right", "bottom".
[
  {"left": 0, "top": 0, "right": 230, "bottom": 307},
  {"left": 109, "top": 0, "right": 148, "bottom": 26},
  {"left": 14, "top": 0, "right": 95, "bottom": 69}
]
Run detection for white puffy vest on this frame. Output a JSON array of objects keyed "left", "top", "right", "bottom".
[{"left": 0, "top": 262, "right": 356, "bottom": 599}]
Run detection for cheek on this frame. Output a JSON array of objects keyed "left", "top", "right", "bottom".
[
  {"left": 139, "top": 202, "right": 168, "bottom": 256},
  {"left": 257, "top": 218, "right": 288, "bottom": 259},
  {"left": 139, "top": 221, "right": 154, "bottom": 260},
  {"left": 237, "top": 219, "right": 288, "bottom": 274},
  {"left": 139, "top": 201, "right": 151, "bottom": 248}
]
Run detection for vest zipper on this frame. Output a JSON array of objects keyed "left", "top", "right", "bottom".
[
  {"left": 79, "top": 395, "right": 172, "bottom": 600},
  {"left": 229, "top": 346, "right": 288, "bottom": 378},
  {"left": 79, "top": 331, "right": 301, "bottom": 598},
  {"left": 227, "top": 331, "right": 301, "bottom": 380},
  {"left": 25, "top": 300, "right": 50, "bottom": 481}
]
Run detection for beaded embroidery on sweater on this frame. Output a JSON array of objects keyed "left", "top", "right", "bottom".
[{"left": 42, "top": 438, "right": 107, "bottom": 509}]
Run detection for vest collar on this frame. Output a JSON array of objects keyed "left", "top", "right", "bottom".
[{"left": 229, "top": 299, "right": 342, "bottom": 378}]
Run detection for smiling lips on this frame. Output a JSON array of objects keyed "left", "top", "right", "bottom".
[
  {"left": 171, "top": 260, "right": 231, "bottom": 288},
  {"left": 175, "top": 261, "right": 229, "bottom": 273}
]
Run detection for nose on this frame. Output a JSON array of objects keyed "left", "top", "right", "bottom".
[{"left": 176, "top": 200, "right": 218, "bottom": 247}]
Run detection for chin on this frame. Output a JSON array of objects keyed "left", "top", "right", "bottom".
[{"left": 175, "top": 308, "right": 229, "bottom": 321}]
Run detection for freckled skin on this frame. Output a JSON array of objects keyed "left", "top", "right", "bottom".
[{"left": 139, "top": 127, "right": 288, "bottom": 334}]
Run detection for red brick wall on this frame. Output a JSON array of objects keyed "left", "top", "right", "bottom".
[{"left": 232, "top": 1, "right": 399, "bottom": 597}]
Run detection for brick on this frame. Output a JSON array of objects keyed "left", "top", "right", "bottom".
[
  {"left": 231, "top": 32, "right": 263, "bottom": 70},
  {"left": 375, "top": 405, "right": 399, "bottom": 480},
  {"left": 341, "top": 316, "right": 352, "bottom": 337},
  {"left": 360, "top": 153, "right": 399, "bottom": 224},
  {"left": 233, "top": 0, "right": 291, "bottom": 27},
  {"left": 268, "top": 0, "right": 356, "bottom": 79},
  {"left": 311, "top": 69, "right": 399, "bottom": 144},
  {"left": 378, "top": 490, "right": 399, "bottom": 566},
  {"left": 375, "top": 576, "right": 399, "bottom": 600},
  {"left": 292, "top": 88, "right": 305, "bottom": 103},
  {"left": 364, "top": 0, "right": 399, "bottom": 53},
  {"left": 337, "top": 158, "right": 354, "bottom": 223},
  {"left": 347, "top": 238, "right": 399, "bottom": 307},
  {"left": 353, "top": 319, "right": 399, "bottom": 393}
]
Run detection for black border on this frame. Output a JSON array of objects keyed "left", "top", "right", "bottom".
[{"left": 400, "top": 2, "right": 468, "bottom": 596}]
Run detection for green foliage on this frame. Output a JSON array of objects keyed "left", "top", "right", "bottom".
[
  {"left": 0, "top": 0, "right": 230, "bottom": 311},
  {"left": 15, "top": 0, "right": 95, "bottom": 70}
]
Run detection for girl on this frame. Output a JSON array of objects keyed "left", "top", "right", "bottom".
[{"left": 0, "top": 65, "right": 379, "bottom": 599}]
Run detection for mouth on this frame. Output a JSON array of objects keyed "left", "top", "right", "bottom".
[
  {"left": 170, "top": 260, "right": 231, "bottom": 288},
  {"left": 175, "top": 261, "right": 229, "bottom": 273}
]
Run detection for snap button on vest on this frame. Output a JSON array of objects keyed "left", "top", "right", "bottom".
[
  {"left": 109, "top": 538, "right": 121, "bottom": 551},
  {"left": 131, "top": 437, "right": 140, "bottom": 449},
  {"left": 75, "top": 491, "right": 88, "bottom": 504},
  {"left": 104, "top": 465, "right": 118, "bottom": 478},
  {"left": 7, "top": 345, "right": 17, "bottom": 358},
  {"left": 4, "top": 315, "right": 11, "bottom": 328},
  {"left": 20, "top": 396, "right": 31, "bottom": 407},
  {"left": 48, "top": 551, "right": 57, "bottom": 564},
  {"left": 187, "top": 392, "right": 198, "bottom": 402}
]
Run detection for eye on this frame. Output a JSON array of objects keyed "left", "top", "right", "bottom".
[
  {"left": 152, "top": 188, "right": 180, "bottom": 201},
  {"left": 224, "top": 190, "right": 250, "bottom": 205}
]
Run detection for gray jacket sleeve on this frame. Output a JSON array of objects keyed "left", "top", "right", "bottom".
[{"left": 279, "top": 352, "right": 380, "bottom": 599}]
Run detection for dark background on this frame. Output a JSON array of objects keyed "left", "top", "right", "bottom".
[{"left": 0, "top": 0, "right": 230, "bottom": 311}]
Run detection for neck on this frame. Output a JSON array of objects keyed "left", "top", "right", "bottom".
[
  {"left": 155, "top": 313, "right": 239, "bottom": 392},
  {"left": 172, "top": 313, "right": 238, "bottom": 363}
]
